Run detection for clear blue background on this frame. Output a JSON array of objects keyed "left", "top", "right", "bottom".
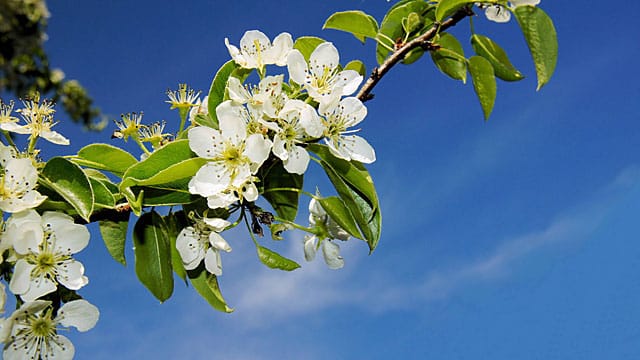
[{"left": 30, "top": 0, "right": 640, "bottom": 358}]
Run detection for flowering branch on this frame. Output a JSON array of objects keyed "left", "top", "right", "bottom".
[{"left": 356, "top": 6, "right": 475, "bottom": 102}]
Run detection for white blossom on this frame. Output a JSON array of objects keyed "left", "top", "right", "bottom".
[
  {"left": 320, "top": 97, "right": 376, "bottom": 163},
  {"left": 188, "top": 105, "right": 272, "bottom": 200},
  {"left": 175, "top": 218, "right": 232, "bottom": 276},
  {"left": 8, "top": 210, "right": 90, "bottom": 302},
  {"left": 272, "top": 99, "right": 322, "bottom": 174},
  {"left": 1, "top": 299, "right": 99, "bottom": 360},
  {"left": 287, "top": 42, "right": 362, "bottom": 113},
  {"left": 303, "top": 198, "right": 350, "bottom": 269},
  {"left": 188, "top": 96, "right": 209, "bottom": 124},
  {"left": 227, "top": 75, "right": 287, "bottom": 118},
  {"left": 5, "top": 95, "right": 69, "bottom": 145},
  {"left": 225, "top": 30, "right": 293, "bottom": 70},
  {"left": 0, "top": 144, "right": 46, "bottom": 213},
  {"left": 479, "top": 0, "right": 541, "bottom": 23}
]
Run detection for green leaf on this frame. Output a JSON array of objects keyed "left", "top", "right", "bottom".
[
  {"left": 89, "top": 177, "right": 115, "bottom": 209},
  {"left": 260, "top": 160, "right": 303, "bottom": 222},
  {"left": 164, "top": 212, "right": 187, "bottom": 282},
  {"left": 514, "top": 6, "right": 558, "bottom": 90},
  {"left": 98, "top": 213, "right": 130, "bottom": 266},
  {"left": 376, "top": 0, "right": 431, "bottom": 64},
  {"left": 40, "top": 157, "right": 94, "bottom": 222},
  {"left": 120, "top": 140, "right": 198, "bottom": 189},
  {"left": 188, "top": 268, "right": 233, "bottom": 313},
  {"left": 308, "top": 144, "right": 381, "bottom": 252},
  {"left": 471, "top": 34, "right": 524, "bottom": 82},
  {"left": 323, "top": 10, "right": 379, "bottom": 43},
  {"left": 74, "top": 144, "right": 137, "bottom": 176},
  {"left": 344, "top": 60, "right": 366, "bottom": 77},
  {"left": 431, "top": 33, "right": 467, "bottom": 82},
  {"left": 318, "top": 196, "right": 362, "bottom": 239},
  {"left": 130, "top": 185, "right": 196, "bottom": 207},
  {"left": 436, "top": 0, "right": 494, "bottom": 22},
  {"left": 293, "top": 36, "right": 327, "bottom": 61},
  {"left": 256, "top": 245, "right": 300, "bottom": 271},
  {"left": 402, "top": 47, "right": 425, "bottom": 65},
  {"left": 207, "top": 60, "right": 238, "bottom": 128},
  {"left": 133, "top": 211, "right": 174, "bottom": 302},
  {"left": 468, "top": 55, "right": 497, "bottom": 120}
]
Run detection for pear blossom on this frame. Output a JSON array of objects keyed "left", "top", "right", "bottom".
[
  {"left": 112, "top": 112, "right": 143, "bottom": 141},
  {"left": 8, "top": 210, "right": 90, "bottom": 302},
  {"left": 225, "top": 30, "right": 293, "bottom": 70},
  {"left": 187, "top": 105, "right": 272, "bottom": 199},
  {"left": 0, "top": 99, "right": 20, "bottom": 131},
  {"left": 227, "top": 75, "right": 287, "bottom": 118},
  {"left": 166, "top": 83, "right": 201, "bottom": 110},
  {"left": 478, "top": 0, "right": 541, "bottom": 23},
  {"left": 5, "top": 95, "right": 69, "bottom": 145},
  {"left": 303, "top": 198, "right": 351, "bottom": 269},
  {"left": 272, "top": 99, "right": 322, "bottom": 174},
  {"left": 188, "top": 96, "right": 209, "bottom": 123},
  {"left": 0, "top": 144, "right": 46, "bottom": 213},
  {"left": 205, "top": 179, "right": 259, "bottom": 209},
  {"left": 176, "top": 218, "right": 232, "bottom": 276},
  {"left": 1, "top": 299, "right": 99, "bottom": 360},
  {"left": 287, "top": 42, "right": 362, "bottom": 113},
  {"left": 320, "top": 97, "right": 376, "bottom": 163}
]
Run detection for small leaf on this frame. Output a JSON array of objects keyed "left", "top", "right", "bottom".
[
  {"left": 74, "top": 144, "right": 137, "bottom": 176},
  {"left": 344, "top": 60, "right": 366, "bottom": 77},
  {"left": 133, "top": 211, "right": 174, "bottom": 302},
  {"left": 323, "top": 10, "right": 379, "bottom": 43},
  {"left": 376, "top": 0, "right": 431, "bottom": 64},
  {"left": 188, "top": 268, "right": 233, "bottom": 313},
  {"left": 318, "top": 196, "right": 362, "bottom": 239},
  {"left": 431, "top": 33, "right": 467, "bottom": 83},
  {"left": 207, "top": 60, "right": 239, "bottom": 128},
  {"left": 120, "top": 140, "right": 197, "bottom": 189},
  {"left": 40, "top": 157, "right": 94, "bottom": 222},
  {"left": 89, "top": 177, "right": 115, "bottom": 209},
  {"left": 468, "top": 55, "right": 497, "bottom": 120},
  {"left": 293, "top": 36, "right": 327, "bottom": 61},
  {"left": 256, "top": 245, "right": 301, "bottom": 271},
  {"left": 98, "top": 213, "right": 130, "bottom": 266},
  {"left": 514, "top": 6, "right": 558, "bottom": 90},
  {"left": 164, "top": 212, "right": 187, "bottom": 282},
  {"left": 402, "top": 47, "right": 424, "bottom": 65},
  {"left": 260, "top": 160, "right": 303, "bottom": 222},
  {"left": 471, "top": 34, "right": 524, "bottom": 81},
  {"left": 436, "top": 0, "right": 494, "bottom": 22}
]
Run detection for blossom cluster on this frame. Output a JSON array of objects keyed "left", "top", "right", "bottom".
[
  {"left": 0, "top": 97, "right": 99, "bottom": 359},
  {"left": 175, "top": 30, "right": 376, "bottom": 275}
]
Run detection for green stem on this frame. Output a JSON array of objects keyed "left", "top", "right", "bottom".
[
  {"left": 1, "top": 131, "right": 17, "bottom": 148},
  {"left": 133, "top": 137, "right": 151, "bottom": 156},
  {"left": 273, "top": 216, "right": 316, "bottom": 233},
  {"left": 27, "top": 135, "right": 38, "bottom": 154},
  {"left": 177, "top": 107, "right": 189, "bottom": 135},
  {"left": 243, "top": 210, "right": 260, "bottom": 246}
]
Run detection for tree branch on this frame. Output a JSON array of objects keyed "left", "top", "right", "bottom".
[{"left": 356, "top": 6, "right": 475, "bottom": 102}]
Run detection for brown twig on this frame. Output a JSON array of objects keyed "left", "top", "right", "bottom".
[{"left": 356, "top": 6, "right": 475, "bottom": 102}]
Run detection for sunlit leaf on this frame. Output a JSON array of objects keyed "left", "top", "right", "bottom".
[
  {"left": 256, "top": 245, "right": 301, "bottom": 271},
  {"left": 188, "top": 268, "right": 233, "bottom": 313},
  {"left": 40, "top": 157, "right": 94, "bottom": 222},
  {"left": 98, "top": 212, "right": 130, "bottom": 266},
  {"left": 293, "top": 36, "right": 327, "bottom": 61},
  {"left": 74, "top": 143, "right": 137, "bottom": 176},
  {"left": 514, "top": 6, "right": 558, "bottom": 90},
  {"left": 431, "top": 33, "right": 467, "bottom": 83},
  {"left": 323, "top": 10, "right": 379, "bottom": 43},
  {"left": 471, "top": 34, "right": 524, "bottom": 81},
  {"left": 318, "top": 196, "right": 362, "bottom": 239},
  {"left": 468, "top": 55, "right": 497, "bottom": 120}
]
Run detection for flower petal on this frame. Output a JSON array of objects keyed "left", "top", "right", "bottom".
[
  {"left": 43, "top": 212, "right": 90, "bottom": 254},
  {"left": 227, "top": 77, "right": 251, "bottom": 104},
  {"left": 57, "top": 299, "right": 100, "bottom": 332},
  {"left": 333, "top": 70, "right": 363, "bottom": 96},
  {"left": 303, "top": 235, "right": 318, "bottom": 261},
  {"left": 266, "top": 32, "right": 293, "bottom": 66},
  {"left": 322, "top": 240, "right": 345, "bottom": 269},
  {"left": 244, "top": 133, "right": 272, "bottom": 169},
  {"left": 203, "top": 218, "right": 231, "bottom": 232},
  {"left": 176, "top": 226, "right": 204, "bottom": 265},
  {"left": 21, "top": 273, "right": 57, "bottom": 302},
  {"left": 56, "top": 260, "right": 88, "bottom": 290},
  {"left": 188, "top": 126, "right": 224, "bottom": 159},
  {"left": 41, "top": 130, "right": 70, "bottom": 145},
  {"left": 485, "top": 5, "right": 511, "bottom": 23},
  {"left": 8, "top": 260, "right": 34, "bottom": 296},
  {"left": 189, "top": 162, "right": 231, "bottom": 197},
  {"left": 338, "top": 135, "right": 376, "bottom": 163},
  {"left": 204, "top": 248, "right": 223, "bottom": 276},
  {"left": 217, "top": 101, "right": 248, "bottom": 143},
  {"left": 209, "top": 232, "right": 232, "bottom": 252},
  {"left": 283, "top": 145, "right": 310, "bottom": 174},
  {"left": 309, "top": 42, "right": 339, "bottom": 78},
  {"left": 286, "top": 50, "right": 308, "bottom": 85}
]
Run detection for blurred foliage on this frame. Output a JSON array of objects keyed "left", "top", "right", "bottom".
[{"left": 0, "top": 0, "right": 105, "bottom": 130}]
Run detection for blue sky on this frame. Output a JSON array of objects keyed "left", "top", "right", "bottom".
[{"left": 29, "top": 0, "right": 640, "bottom": 358}]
